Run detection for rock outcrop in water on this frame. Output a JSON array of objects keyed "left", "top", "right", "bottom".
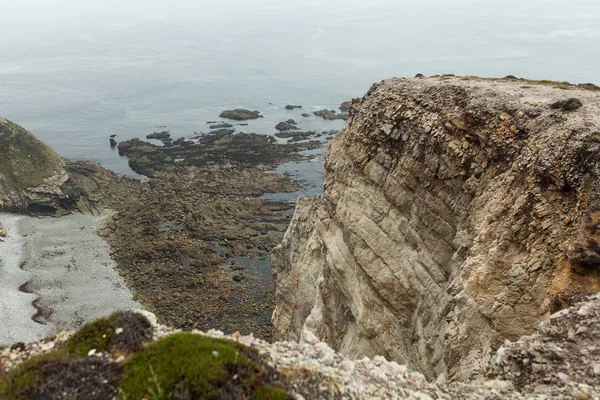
[{"left": 271, "top": 76, "right": 600, "bottom": 381}]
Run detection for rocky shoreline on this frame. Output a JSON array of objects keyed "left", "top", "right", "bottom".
[{"left": 99, "top": 118, "right": 340, "bottom": 340}]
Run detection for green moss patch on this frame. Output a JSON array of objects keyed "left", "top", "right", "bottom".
[
  {"left": 62, "top": 311, "right": 153, "bottom": 357},
  {"left": 119, "top": 333, "right": 289, "bottom": 400}
]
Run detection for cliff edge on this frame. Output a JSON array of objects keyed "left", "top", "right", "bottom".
[{"left": 271, "top": 76, "right": 600, "bottom": 381}]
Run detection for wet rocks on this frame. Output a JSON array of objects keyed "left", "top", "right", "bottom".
[
  {"left": 339, "top": 101, "right": 351, "bottom": 113},
  {"left": 219, "top": 109, "right": 263, "bottom": 120},
  {"left": 275, "top": 119, "right": 298, "bottom": 131},
  {"left": 209, "top": 123, "right": 233, "bottom": 129},
  {"left": 275, "top": 131, "right": 317, "bottom": 142},
  {"left": 313, "top": 109, "right": 348, "bottom": 120},
  {"left": 146, "top": 131, "right": 171, "bottom": 140},
  {"left": 285, "top": 105, "right": 302, "bottom": 110},
  {"left": 109, "top": 137, "right": 117, "bottom": 147}
]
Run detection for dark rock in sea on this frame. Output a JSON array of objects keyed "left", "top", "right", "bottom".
[
  {"left": 313, "top": 109, "right": 348, "bottom": 121},
  {"left": 301, "top": 113, "right": 310, "bottom": 118},
  {"left": 339, "top": 101, "right": 351, "bottom": 113},
  {"left": 198, "top": 129, "right": 235, "bottom": 145},
  {"left": 219, "top": 109, "right": 263, "bottom": 120},
  {"left": 110, "top": 134, "right": 117, "bottom": 138},
  {"left": 275, "top": 121, "right": 297, "bottom": 131},
  {"left": 550, "top": 98, "right": 583, "bottom": 111},
  {"left": 109, "top": 138, "right": 118, "bottom": 147},
  {"left": 285, "top": 105, "right": 302, "bottom": 110},
  {"left": 275, "top": 131, "right": 316, "bottom": 142},
  {"left": 209, "top": 123, "right": 233, "bottom": 129},
  {"left": 238, "top": 123, "right": 249, "bottom": 126},
  {"left": 173, "top": 137, "right": 193, "bottom": 146},
  {"left": 147, "top": 131, "right": 171, "bottom": 140}
]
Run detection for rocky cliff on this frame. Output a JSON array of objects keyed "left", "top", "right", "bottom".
[
  {"left": 271, "top": 76, "right": 600, "bottom": 381},
  {"left": 0, "top": 117, "right": 117, "bottom": 215}
]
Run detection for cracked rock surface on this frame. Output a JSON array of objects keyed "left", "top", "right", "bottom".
[{"left": 272, "top": 76, "right": 600, "bottom": 381}]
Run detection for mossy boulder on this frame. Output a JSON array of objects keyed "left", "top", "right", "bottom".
[
  {"left": 62, "top": 311, "right": 152, "bottom": 357},
  {"left": 120, "top": 333, "right": 289, "bottom": 400}
]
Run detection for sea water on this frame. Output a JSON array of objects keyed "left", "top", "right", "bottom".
[{"left": 1, "top": 0, "right": 599, "bottom": 180}]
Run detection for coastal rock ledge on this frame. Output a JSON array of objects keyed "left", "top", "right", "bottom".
[
  {"left": 271, "top": 76, "right": 600, "bottom": 381},
  {"left": 0, "top": 117, "right": 117, "bottom": 215}
]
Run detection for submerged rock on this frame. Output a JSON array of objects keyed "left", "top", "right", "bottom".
[{"left": 285, "top": 105, "right": 302, "bottom": 110}]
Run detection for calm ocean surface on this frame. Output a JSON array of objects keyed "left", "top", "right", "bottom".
[{"left": 2, "top": 0, "right": 599, "bottom": 180}]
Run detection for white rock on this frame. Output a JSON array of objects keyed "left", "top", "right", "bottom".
[
  {"left": 302, "top": 330, "right": 319, "bottom": 345},
  {"left": 373, "top": 355, "right": 387, "bottom": 365},
  {"left": 88, "top": 349, "right": 96, "bottom": 356},
  {"left": 322, "top": 353, "right": 334, "bottom": 366},
  {"left": 115, "top": 327, "right": 124, "bottom": 335},
  {"left": 40, "top": 342, "right": 55, "bottom": 351},
  {"left": 340, "top": 360, "right": 355, "bottom": 373}
]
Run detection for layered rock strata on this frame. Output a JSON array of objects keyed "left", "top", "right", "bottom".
[
  {"left": 0, "top": 118, "right": 115, "bottom": 215},
  {"left": 272, "top": 76, "right": 600, "bottom": 381}
]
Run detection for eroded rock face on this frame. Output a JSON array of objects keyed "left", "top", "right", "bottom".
[
  {"left": 0, "top": 117, "right": 73, "bottom": 214},
  {"left": 271, "top": 76, "right": 600, "bottom": 381},
  {"left": 0, "top": 117, "right": 115, "bottom": 215}
]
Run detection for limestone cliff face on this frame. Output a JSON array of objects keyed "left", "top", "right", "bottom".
[
  {"left": 271, "top": 76, "right": 600, "bottom": 381},
  {"left": 0, "top": 117, "right": 111, "bottom": 215}
]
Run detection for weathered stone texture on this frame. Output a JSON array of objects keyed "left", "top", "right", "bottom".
[{"left": 272, "top": 76, "right": 600, "bottom": 381}]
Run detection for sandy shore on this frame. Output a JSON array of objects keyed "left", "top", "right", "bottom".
[{"left": 0, "top": 212, "right": 141, "bottom": 345}]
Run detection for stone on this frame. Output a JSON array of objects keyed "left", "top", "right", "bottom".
[
  {"left": 550, "top": 98, "right": 583, "bottom": 111},
  {"left": 271, "top": 76, "right": 600, "bottom": 381},
  {"left": 219, "top": 109, "right": 263, "bottom": 120}
]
